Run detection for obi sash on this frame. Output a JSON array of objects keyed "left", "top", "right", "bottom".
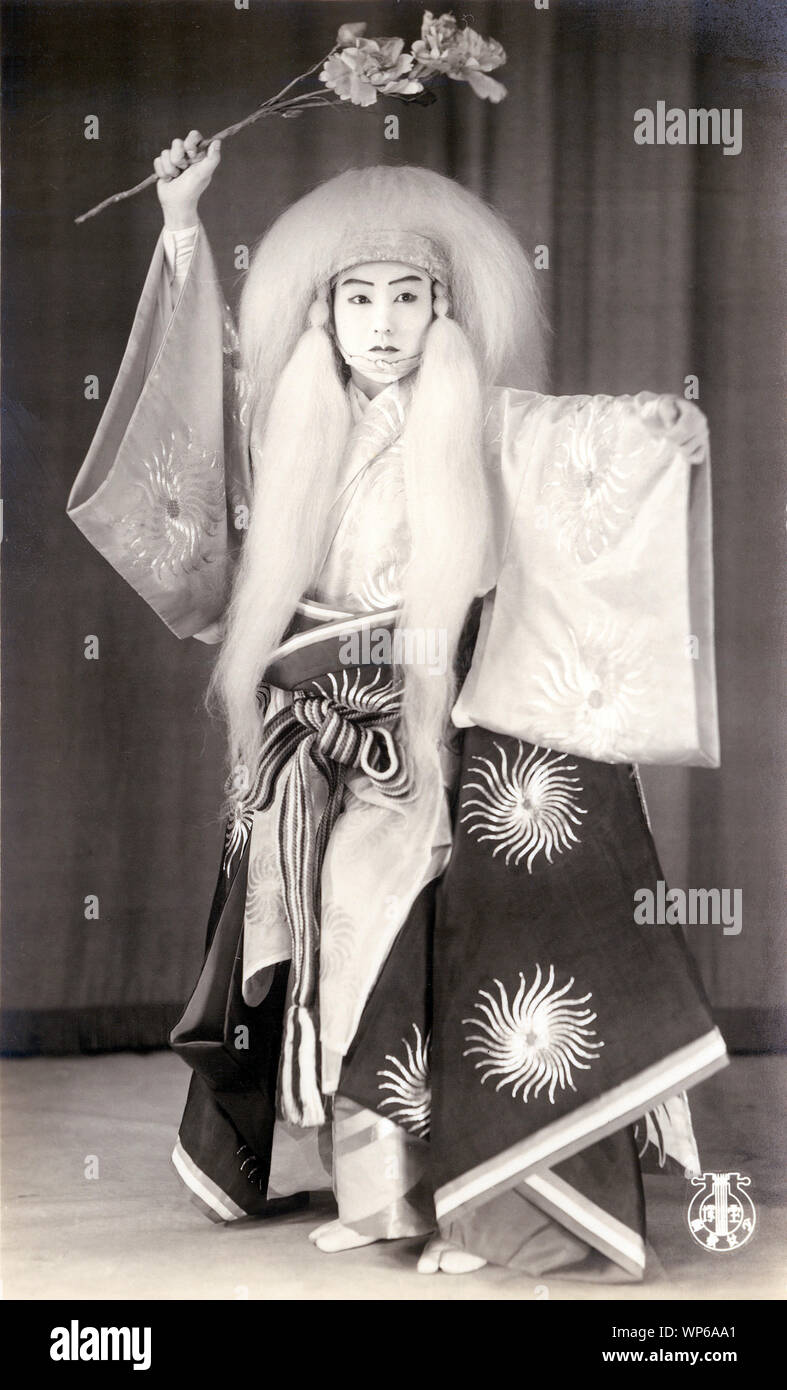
[{"left": 227, "top": 599, "right": 411, "bottom": 1127}]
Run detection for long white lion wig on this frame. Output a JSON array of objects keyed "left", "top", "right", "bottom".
[{"left": 211, "top": 164, "right": 546, "bottom": 792}]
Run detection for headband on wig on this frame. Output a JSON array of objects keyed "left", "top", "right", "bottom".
[{"left": 328, "top": 230, "right": 450, "bottom": 287}]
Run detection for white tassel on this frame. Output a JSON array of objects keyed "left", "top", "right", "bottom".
[
  {"left": 279, "top": 1004, "right": 325, "bottom": 1128},
  {"left": 279, "top": 1006, "right": 299, "bottom": 1125},
  {"left": 294, "top": 1006, "right": 326, "bottom": 1128}
]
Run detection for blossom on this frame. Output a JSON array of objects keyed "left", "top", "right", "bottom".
[
  {"left": 414, "top": 9, "right": 459, "bottom": 56},
  {"left": 336, "top": 22, "right": 367, "bottom": 48},
  {"left": 411, "top": 10, "right": 508, "bottom": 103},
  {"left": 320, "top": 37, "right": 424, "bottom": 107}
]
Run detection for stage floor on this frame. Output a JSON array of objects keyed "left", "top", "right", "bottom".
[{"left": 2, "top": 1052, "right": 784, "bottom": 1301}]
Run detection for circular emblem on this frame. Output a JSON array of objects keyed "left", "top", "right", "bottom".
[{"left": 687, "top": 1172, "right": 756, "bottom": 1252}]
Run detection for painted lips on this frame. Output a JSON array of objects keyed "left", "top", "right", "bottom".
[{"left": 348, "top": 351, "right": 421, "bottom": 372}]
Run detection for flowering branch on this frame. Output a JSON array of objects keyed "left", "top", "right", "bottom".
[{"left": 74, "top": 11, "right": 507, "bottom": 225}]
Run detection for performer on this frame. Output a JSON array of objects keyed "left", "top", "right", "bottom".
[{"left": 68, "top": 133, "right": 726, "bottom": 1278}]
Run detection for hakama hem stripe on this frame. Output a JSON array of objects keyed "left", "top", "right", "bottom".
[
  {"left": 332, "top": 1095, "right": 435, "bottom": 1239},
  {"left": 172, "top": 1138, "right": 248, "bottom": 1224},
  {"left": 521, "top": 1172, "right": 646, "bottom": 1277},
  {"left": 434, "top": 1027, "right": 727, "bottom": 1222}
]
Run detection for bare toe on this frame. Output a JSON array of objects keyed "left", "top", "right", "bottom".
[
  {"left": 439, "top": 1246, "right": 487, "bottom": 1274},
  {"left": 308, "top": 1221, "right": 336, "bottom": 1245},
  {"left": 313, "top": 1220, "right": 378, "bottom": 1253},
  {"left": 417, "top": 1237, "right": 448, "bottom": 1274}
]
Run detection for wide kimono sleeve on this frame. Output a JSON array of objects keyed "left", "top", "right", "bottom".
[
  {"left": 452, "top": 388, "right": 720, "bottom": 765},
  {"left": 66, "top": 223, "right": 252, "bottom": 639}
]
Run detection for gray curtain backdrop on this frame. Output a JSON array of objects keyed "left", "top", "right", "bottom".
[{"left": 2, "top": 0, "right": 783, "bottom": 1052}]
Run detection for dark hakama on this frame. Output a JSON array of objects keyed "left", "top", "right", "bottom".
[{"left": 171, "top": 667, "right": 725, "bottom": 1277}]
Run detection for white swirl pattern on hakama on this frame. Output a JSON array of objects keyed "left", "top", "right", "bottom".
[
  {"left": 462, "top": 966, "right": 604, "bottom": 1103},
  {"left": 377, "top": 1023, "right": 431, "bottom": 1138},
  {"left": 460, "top": 742, "right": 587, "bottom": 871},
  {"left": 311, "top": 666, "right": 404, "bottom": 721},
  {"left": 223, "top": 807, "right": 254, "bottom": 877}
]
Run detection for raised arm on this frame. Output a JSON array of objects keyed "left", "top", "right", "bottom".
[
  {"left": 155, "top": 132, "right": 221, "bottom": 330},
  {"left": 67, "top": 133, "right": 251, "bottom": 641}
]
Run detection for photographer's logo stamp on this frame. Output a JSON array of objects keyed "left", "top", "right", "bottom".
[{"left": 687, "top": 1172, "right": 756, "bottom": 1252}]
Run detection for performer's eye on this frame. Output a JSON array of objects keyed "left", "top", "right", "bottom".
[
  {"left": 395, "top": 292, "right": 418, "bottom": 303},
  {"left": 347, "top": 294, "right": 372, "bottom": 305}
]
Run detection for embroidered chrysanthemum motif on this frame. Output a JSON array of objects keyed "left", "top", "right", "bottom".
[
  {"left": 222, "top": 804, "right": 254, "bottom": 877},
  {"left": 460, "top": 742, "right": 587, "bottom": 872},
  {"left": 350, "top": 557, "right": 405, "bottom": 611},
  {"left": 230, "top": 367, "right": 253, "bottom": 430},
  {"left": 377, "top": 1023, "right": 431, "bottom": 1138},
  {"left": 340, "top": 797, "right": 404, "bottom": 856},
  {"left": 121, "top": 430, "right": 225, "bottom": 580},
  {"left": 463, "top": 966, "right": 603, "bottom": 1103},
  {"left": 223, "top": 312, "right": 253, "bottom": 432},
  {"left": 319, "top": 902, "right": 357, "bottom": 984},
  {"left": 222, "top": 304, "right": 241, "bottom": 357},
  {"left": 542, "top": 399, "right": 637, "bottom": 563},
  {"left": 242, "top": 833, "right": 287, "bottom": 938},
  {"left": 349, "top": 385, "right": 406, "bottom": 456},
  {"left": 529, "top": 620, "right": 651, "bottom": 760}
]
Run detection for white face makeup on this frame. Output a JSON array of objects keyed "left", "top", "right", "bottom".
[{"left": 332, "top": 260, "right": 434, "bottom": 395}]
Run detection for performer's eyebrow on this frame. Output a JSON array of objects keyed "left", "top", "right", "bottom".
[{"left": 339, "top": 274, "right": 426, "bottom": 287}]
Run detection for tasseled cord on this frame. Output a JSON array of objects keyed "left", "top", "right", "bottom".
[{"left": 279, "top": 1005, "right": 326, "bottom": 1128}]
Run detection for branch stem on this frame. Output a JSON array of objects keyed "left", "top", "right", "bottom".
[{"left": 74, "top": 49, "right": 337, "bottom": 225}]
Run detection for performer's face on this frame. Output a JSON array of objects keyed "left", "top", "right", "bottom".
[{"left": 332, "top": 260, "right": 434, "bottom": 395}]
